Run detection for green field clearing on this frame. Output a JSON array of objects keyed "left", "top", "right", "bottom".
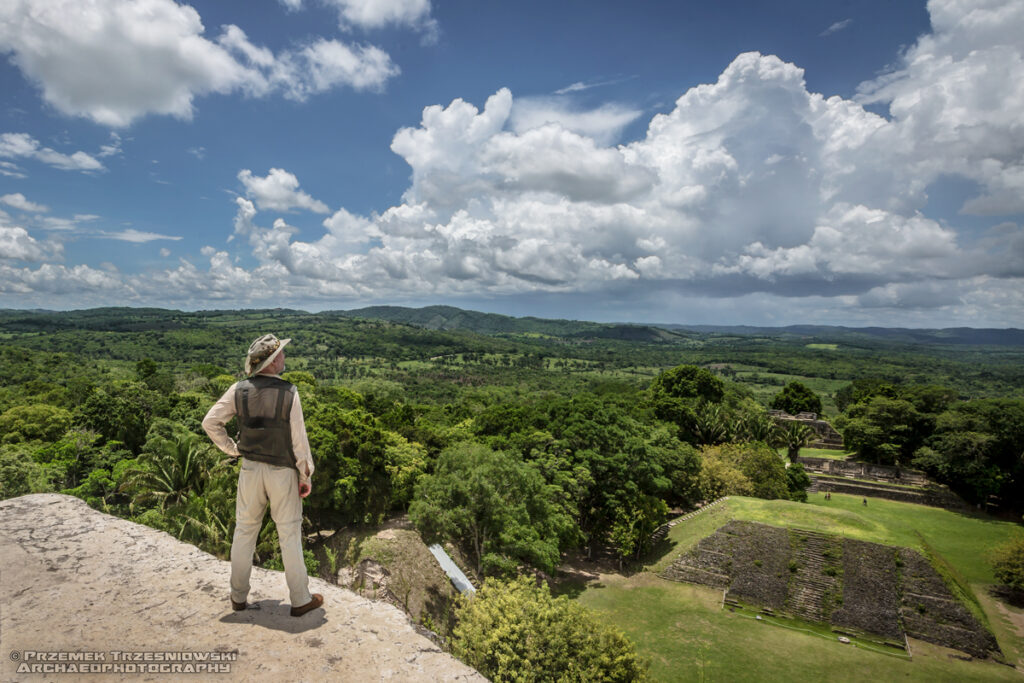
[
  {"left": 731, "top": 371, "right": 848, "bottom": 415},
  {"left": 806, "top": 343, "right": 840, "bottom": 350},
  {"left": 578, "top": 494, "right": 1024, "bottom": 681}
]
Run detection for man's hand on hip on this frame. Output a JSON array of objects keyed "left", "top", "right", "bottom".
[{"left": 299, "top": 481, "right": 312, "bottom": 498}]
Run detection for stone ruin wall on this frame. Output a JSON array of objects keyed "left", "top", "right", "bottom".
[
  {"left": 662, "top": 521, "right": 1001, "bottom": 660},
  {"left": 799, "top": 457, "right": 930, "bottom": 486},
  {"left": 768, "top": 410, "right": 844, "bottom": 449}
]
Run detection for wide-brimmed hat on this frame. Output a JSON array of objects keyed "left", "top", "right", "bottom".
[{"left": 245, "top": 334, "right": 290, "bottom": 376}]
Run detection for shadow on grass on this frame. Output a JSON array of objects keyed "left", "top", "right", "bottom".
[
  {"left": 644, "top": 536, "right": 679, "bottom": 566},
  {"left": 551, "top": 573, "right": 604, "bottom": 599},
  {"left": 988, "top": 585, "right": 1024, "bottom": 609}
]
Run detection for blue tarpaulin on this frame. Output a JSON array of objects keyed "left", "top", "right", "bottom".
[{"left": 428, "top": 544, "right": 476, "bottom": 594}]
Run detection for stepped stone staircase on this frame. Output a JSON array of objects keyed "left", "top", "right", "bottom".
[
  {"left": 784, "top": 530, "right": 841, "bottom": 622},
  {"left": 661, "top": 521, "right": 1001, "bottom": 659},
  {"left": 649, "top": 497, "right": 728, "bottom": 546}
]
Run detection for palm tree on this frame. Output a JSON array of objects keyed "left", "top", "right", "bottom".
[
  {"left": 779, "top": 422, "right": 816, "bottom": 463},
  {"left": 693, "top": 403, "right": 732, "bottom": 445},
  {"left": 734, "top": 410, "right": 776, "bottom": 443},
  {"left": 179, "top": 494, "right": 234, "bottom": 556},
  {"left": 121, "top": 433, "right": 223, "bottom": 511}
]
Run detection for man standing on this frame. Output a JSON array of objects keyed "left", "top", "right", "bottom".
[{"left": 202, "top": 333, "right": 324, "bottom": 617}]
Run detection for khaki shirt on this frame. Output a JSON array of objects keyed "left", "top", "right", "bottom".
[{"left": 202, "top": 374, "right": 315, "bottom": 484}]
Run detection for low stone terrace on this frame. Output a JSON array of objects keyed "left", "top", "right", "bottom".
[{"left": 660, "top": 521, "right": 1001, "bottom": 659}]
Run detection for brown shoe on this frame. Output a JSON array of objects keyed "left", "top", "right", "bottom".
[
  {"left": 290, "top": 593, "right": 323, "bottom": 617},
  {"left": 231, "top": 598, "right": 247, "bottom": 611}
]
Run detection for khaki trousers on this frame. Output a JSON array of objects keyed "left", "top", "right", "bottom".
[{"left": 230, "top": 459, "right": 312, "bottom": 607}]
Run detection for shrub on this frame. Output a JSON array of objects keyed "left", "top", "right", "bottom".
[
  {"left": 989, "top": 532, "right": 1024, "bottom": 593},
  {"left": 700, "top": 443, "right": 788, "bottom": 501},
  {"left": 452, "top": 576, "right": 648, "bottom": 682},
  {"left": 786, "top": 463, "right": 810, "bottom": 502}
]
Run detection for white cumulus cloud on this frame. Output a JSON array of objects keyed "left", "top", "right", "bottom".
[
  {"left": 238, "top": 168, "right": 330, "bottom": 214},
  {"left": 4, "top": 0, "right": 1023, "bottom": 326},
  {"left": 209, "top": 3, "right": 1023, "bottom": 315},
  {"left": 324, "top": 0, "right": 438, "bottom": 39},
  {"left": 510, "top": 98, "right": 643, "bottom": 146},
  {"left": 856, "top": 0, "right": 1024, "bottom": 216},
  {"left": 0, "top": 0, "right": 400, "bottom": 127},
  {"left": 0, "top": 225, "right": 52, "bottom": 261}
]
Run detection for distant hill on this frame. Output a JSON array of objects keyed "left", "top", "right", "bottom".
[
  {"left": 661, "top": 323, "right": 1024, "bottom": 346},
  {"left": 2, "top": 305, "right": 1020, "bottom": 346},
  {"left": 327, "top": 305, "right": 691, "bottom": 343},
  {"left": 327, "top": 306, "right": 1024, "bottom": 346}
]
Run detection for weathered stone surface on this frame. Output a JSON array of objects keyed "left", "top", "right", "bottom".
[
  {"left": 724, "top": 522, "right": 789, "bottom": 609},
  {"left": 0, "top": 494, "right": 486, "bottom": 682},
  {"left": 832, "top": 539, "right": 901, "bottom": 639},
  {"left": 660, "top": 519, "right": 1000, "bottom": 659}
]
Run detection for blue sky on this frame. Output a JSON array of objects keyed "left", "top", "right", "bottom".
[{"left": 1, "top": 0, "right": 1022, "bottom": 327}]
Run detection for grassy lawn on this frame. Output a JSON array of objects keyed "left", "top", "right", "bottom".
[
  {"left": 579, "top": 574, "right": 1019, "bottom": 682},
  {"left": 788, "top": 447, "right": 854, "bottom": 460},
  {"left": 577, "top": 494, "right": 1024, "bottom": 681}
]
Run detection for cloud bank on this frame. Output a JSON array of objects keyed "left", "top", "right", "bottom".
[
  {"left": 0, "top": 0, "right": 400, "bottom": 126},
  {"left": 2, "top": 0, "right": 1023, "bottom": 326}
]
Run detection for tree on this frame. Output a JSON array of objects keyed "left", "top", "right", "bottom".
[
  {"left": 779, "top": 421, "right": 816, "bottom": 462},
  {"left": 839, "top": 396, "right": 928, "bottom": 465},
  {"left": 786, "top": 463, "right": 811, "bottom": 502},
  {"left": 32, "top": 429, "right": 124, "bottom": 489},
  {"left": 900, "top": 385, "right": 958, "bottom": 415},
  {"left": 912, "top": 398, "right": 1024, "bottom": 505},
  {"left": 65, "top": 468, "right": 118, "bottom": 511},
  {"left": 733, "top": 409, "right": 778, "bottom": 444},
  {"left": 0, "top": 446, "right": 50, "bottom": 499},
  {"left": 698, "top": 451, "right": 752, "bottom": 500},
  {"left": 119, "top": 432, "right": 223, "bottom": 512},
  {"left": 383, "top": 431, "right": 427, "bottom": 509},
  {"left": 834, "top": 379, "right": 897, "bottom": 412},
  {"left": 645, "top": 427, "right": 702, "bottom": 507},
  {"left": 650, "top": 365, "right": 725, "bottom": 443},
  {"left": 79, "top": 381, "right": 169, "bottom": 453},
  {"left": 699, "top": 443, "right": 788, "bottom": 501},
  {"left": 476, "top": 393, "right": 686, "bottom": 559},
  {"left": 136, "top": 357, "right": 175, "bottom": 394},
  {"left": 692, "top": 402, "right": 732, "bottom": 445},
  {"left": 770, "top": 382, "right": 823, "bottom": 416},
  {"left": 303, "top": 401, "right": 396, "bottom": 526},
  {"left": 608, "top": 494, "right": 668, "bottom": 563},
  {"left": 0, "top": 403, "right": 72, "bottom": 443},
  {"left": 452, "top": 576, "right": 648, "bottom": 682},
  {"left": 409, "top": 443, "right": 571, "bottom": 576},
  {"left": 989, "top": 532, "right": 1024, "bottom": 593},
  {"left": 651, "top": 365, "right": 725, "bottom": 404}
]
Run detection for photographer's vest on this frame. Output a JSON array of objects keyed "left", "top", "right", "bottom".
[{"left": 234, "top": 375, "right": 297, "bottom": 470}]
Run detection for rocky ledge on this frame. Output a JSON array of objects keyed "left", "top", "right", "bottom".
[{"left": 0, "top": 494, "right": 485, "bottom": 682}]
